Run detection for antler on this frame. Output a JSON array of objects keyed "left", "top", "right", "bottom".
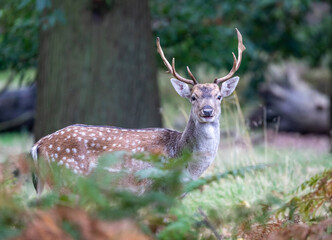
[
  {"left": 156, "top": 37, "right": 198, "bottom": 85},
  {"left": 214, "top": 28, "right": 246, "bottom": 85}
]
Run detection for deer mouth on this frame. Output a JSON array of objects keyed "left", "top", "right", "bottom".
[
  {"left": 199, "top": 115, "right": 215, "bottom": 122},
  {"left": 201, "top": 115, "right": 213, "bottom": 119}
]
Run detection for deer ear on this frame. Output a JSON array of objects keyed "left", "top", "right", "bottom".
[
  {"left": 220, "top": 76, "right": 239, "bottom": 97},
  {"left": 170, "top": 78, "right": 191, "bottom": 98}
]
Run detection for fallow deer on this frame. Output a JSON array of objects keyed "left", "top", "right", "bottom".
[{"left": 31, "top": 28, "right": 245, "bottom": 194}]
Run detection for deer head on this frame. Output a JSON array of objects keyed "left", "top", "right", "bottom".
[{"left": 157, "top": 28, "right": 246, "bottom": 124}]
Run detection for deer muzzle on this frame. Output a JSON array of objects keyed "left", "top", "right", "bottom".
[{"left": 201, "top": 105, "right": 214, "bottom": 117}]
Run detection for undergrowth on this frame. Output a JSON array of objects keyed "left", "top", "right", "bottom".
[
  {"left": 0, "top": 147, "right": 331, "bottom": 239},
  {"left": 0, "top": 71, "right": 330, "bottom": 239}
]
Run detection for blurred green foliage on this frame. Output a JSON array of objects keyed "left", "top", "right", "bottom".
[
  {"left": 1, "top": 149, "right": 330, "bottom": 239},
  {"left": 0, "top": 151, "right": 273, "bottom": 239},
  {"left": 277, "top": 169, "right": 332, "bottom": 222},
  {"left": 151, "top": 0, "right": 331, "bottom": 96},
  {"left": 1, "top": 0, "right": 330, "bottom": 80},
  {"left": 0, "top": 0, "right": 64, "bottom": 72},
  {"left": 0, "top": 0, "right": 38, "bottom": 72}
]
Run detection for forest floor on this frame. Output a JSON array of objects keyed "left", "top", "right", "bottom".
[{"left": 0, "top": 130, "right": 330, "bottom": 239}]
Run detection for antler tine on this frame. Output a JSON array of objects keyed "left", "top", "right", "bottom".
[
  {"left": 214, "top": 28, "right": 246, "bottom": 85},
  {"left": 171, "top": 58, "right": 195, "bottom": 85},
  {"left": 156, "top": 37, "right": 197, "bottom": 85},
  {"left": 156, "top": 37, "right": 172, "bottom": 73},
  {"left": 186, "top": 66, "right": 198, "bottom": 84}
]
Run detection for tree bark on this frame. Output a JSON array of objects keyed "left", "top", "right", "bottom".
[
  {"left": 330, "top": 71, "right": 332, "bottom": 153},
  {"left": 35, "top": 0, "right": 161, "bottom": 141}
]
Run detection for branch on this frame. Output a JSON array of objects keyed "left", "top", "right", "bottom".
[
  {"left": 198, "top": 208, "right": 223, "bottom": 240},
  {"left": 0, "top": 111, "right": 34, "bottom": 131}
]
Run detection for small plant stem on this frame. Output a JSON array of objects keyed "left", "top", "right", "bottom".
[{"left": 198, "top": 208, "right": 223, "bottom": 240}]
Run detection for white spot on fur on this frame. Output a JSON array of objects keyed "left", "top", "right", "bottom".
[
  {"left": 49, "top": 145, "right": 53, "bottom": 149},
  {"left": 66, "top": 148, "right": 70, "bottom": 153},
  {"left": 88, "top": 162, "right": 97, "bottom": 172},
  {"left": 72, "top": 148, "right": 77, "bottom": 153},
  {"left": 54, "top": 153, "right": 58, "bottom": 158},
  {"left": 103, "top": 146, "right": 107, "bottom": 150},
  {"left": 104, "top": 167, "right": 120, "bottom": 173},
  {"left": 57, "top": 147, "right": 61, "bottom": 151},
  {"left": 58, "top": 160, "right": 63, "bottom": 165},
  {"left": 31, "top": 145, "right": 38, "bottom": 164},
  {"left": 78, "top": 137, "right": 82, "bottom": 141}
]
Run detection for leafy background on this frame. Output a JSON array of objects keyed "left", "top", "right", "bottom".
[{"left": 0, "top": 0, "right": 331, "bottom": 239}]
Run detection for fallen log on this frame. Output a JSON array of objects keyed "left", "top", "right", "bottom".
[
  {"left": 249, "top": 63, "right": 329, "bottom": 134},
  {"left": 0, "top": 84, "right": 36, "bottom": 132}
]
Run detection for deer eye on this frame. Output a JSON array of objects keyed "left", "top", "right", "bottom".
[
  {"left": 191, "top": 96, "right": 196, "bottom": 101},
  {"left": 217, "top": 95, "right": 222, "bottom": 100}
]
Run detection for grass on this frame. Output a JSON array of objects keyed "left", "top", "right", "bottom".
[
  {"left": 157, "top": 69, "right": 331, "bottom": 237},
  {"left": 0, "top": 69, "right": 330, "bottom": 238},
  {"left": 169, "top": 100, "right": 330, "bottom": 236},
  {"left": 0, "top": 132, "right": 33, "bottom": 162},
  {"left": 0, "top": 69, "right": 35, "bottom": 89}
]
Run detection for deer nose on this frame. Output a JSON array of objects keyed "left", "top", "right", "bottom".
[{"left": 201, "top": 105, "right": 214, "bottom": 117}]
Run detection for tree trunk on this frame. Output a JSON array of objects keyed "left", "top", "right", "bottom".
[
  {"left": 35, "top": 0, "right": 161, "bottom": 141},
  {"left": 330, "top": 71, "right": 332, "bottom": 152}
]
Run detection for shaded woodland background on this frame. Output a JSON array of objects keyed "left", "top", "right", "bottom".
[
  {"left": 0, "top": 0, "right": 331, "bottom": 139},
  {"left": 0, "top": 0, "right": 331, "bottom": 239}
]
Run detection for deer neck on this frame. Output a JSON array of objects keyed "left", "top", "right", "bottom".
[{"left": 177, "top": 111, "right": 220, "bottom": 179}]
